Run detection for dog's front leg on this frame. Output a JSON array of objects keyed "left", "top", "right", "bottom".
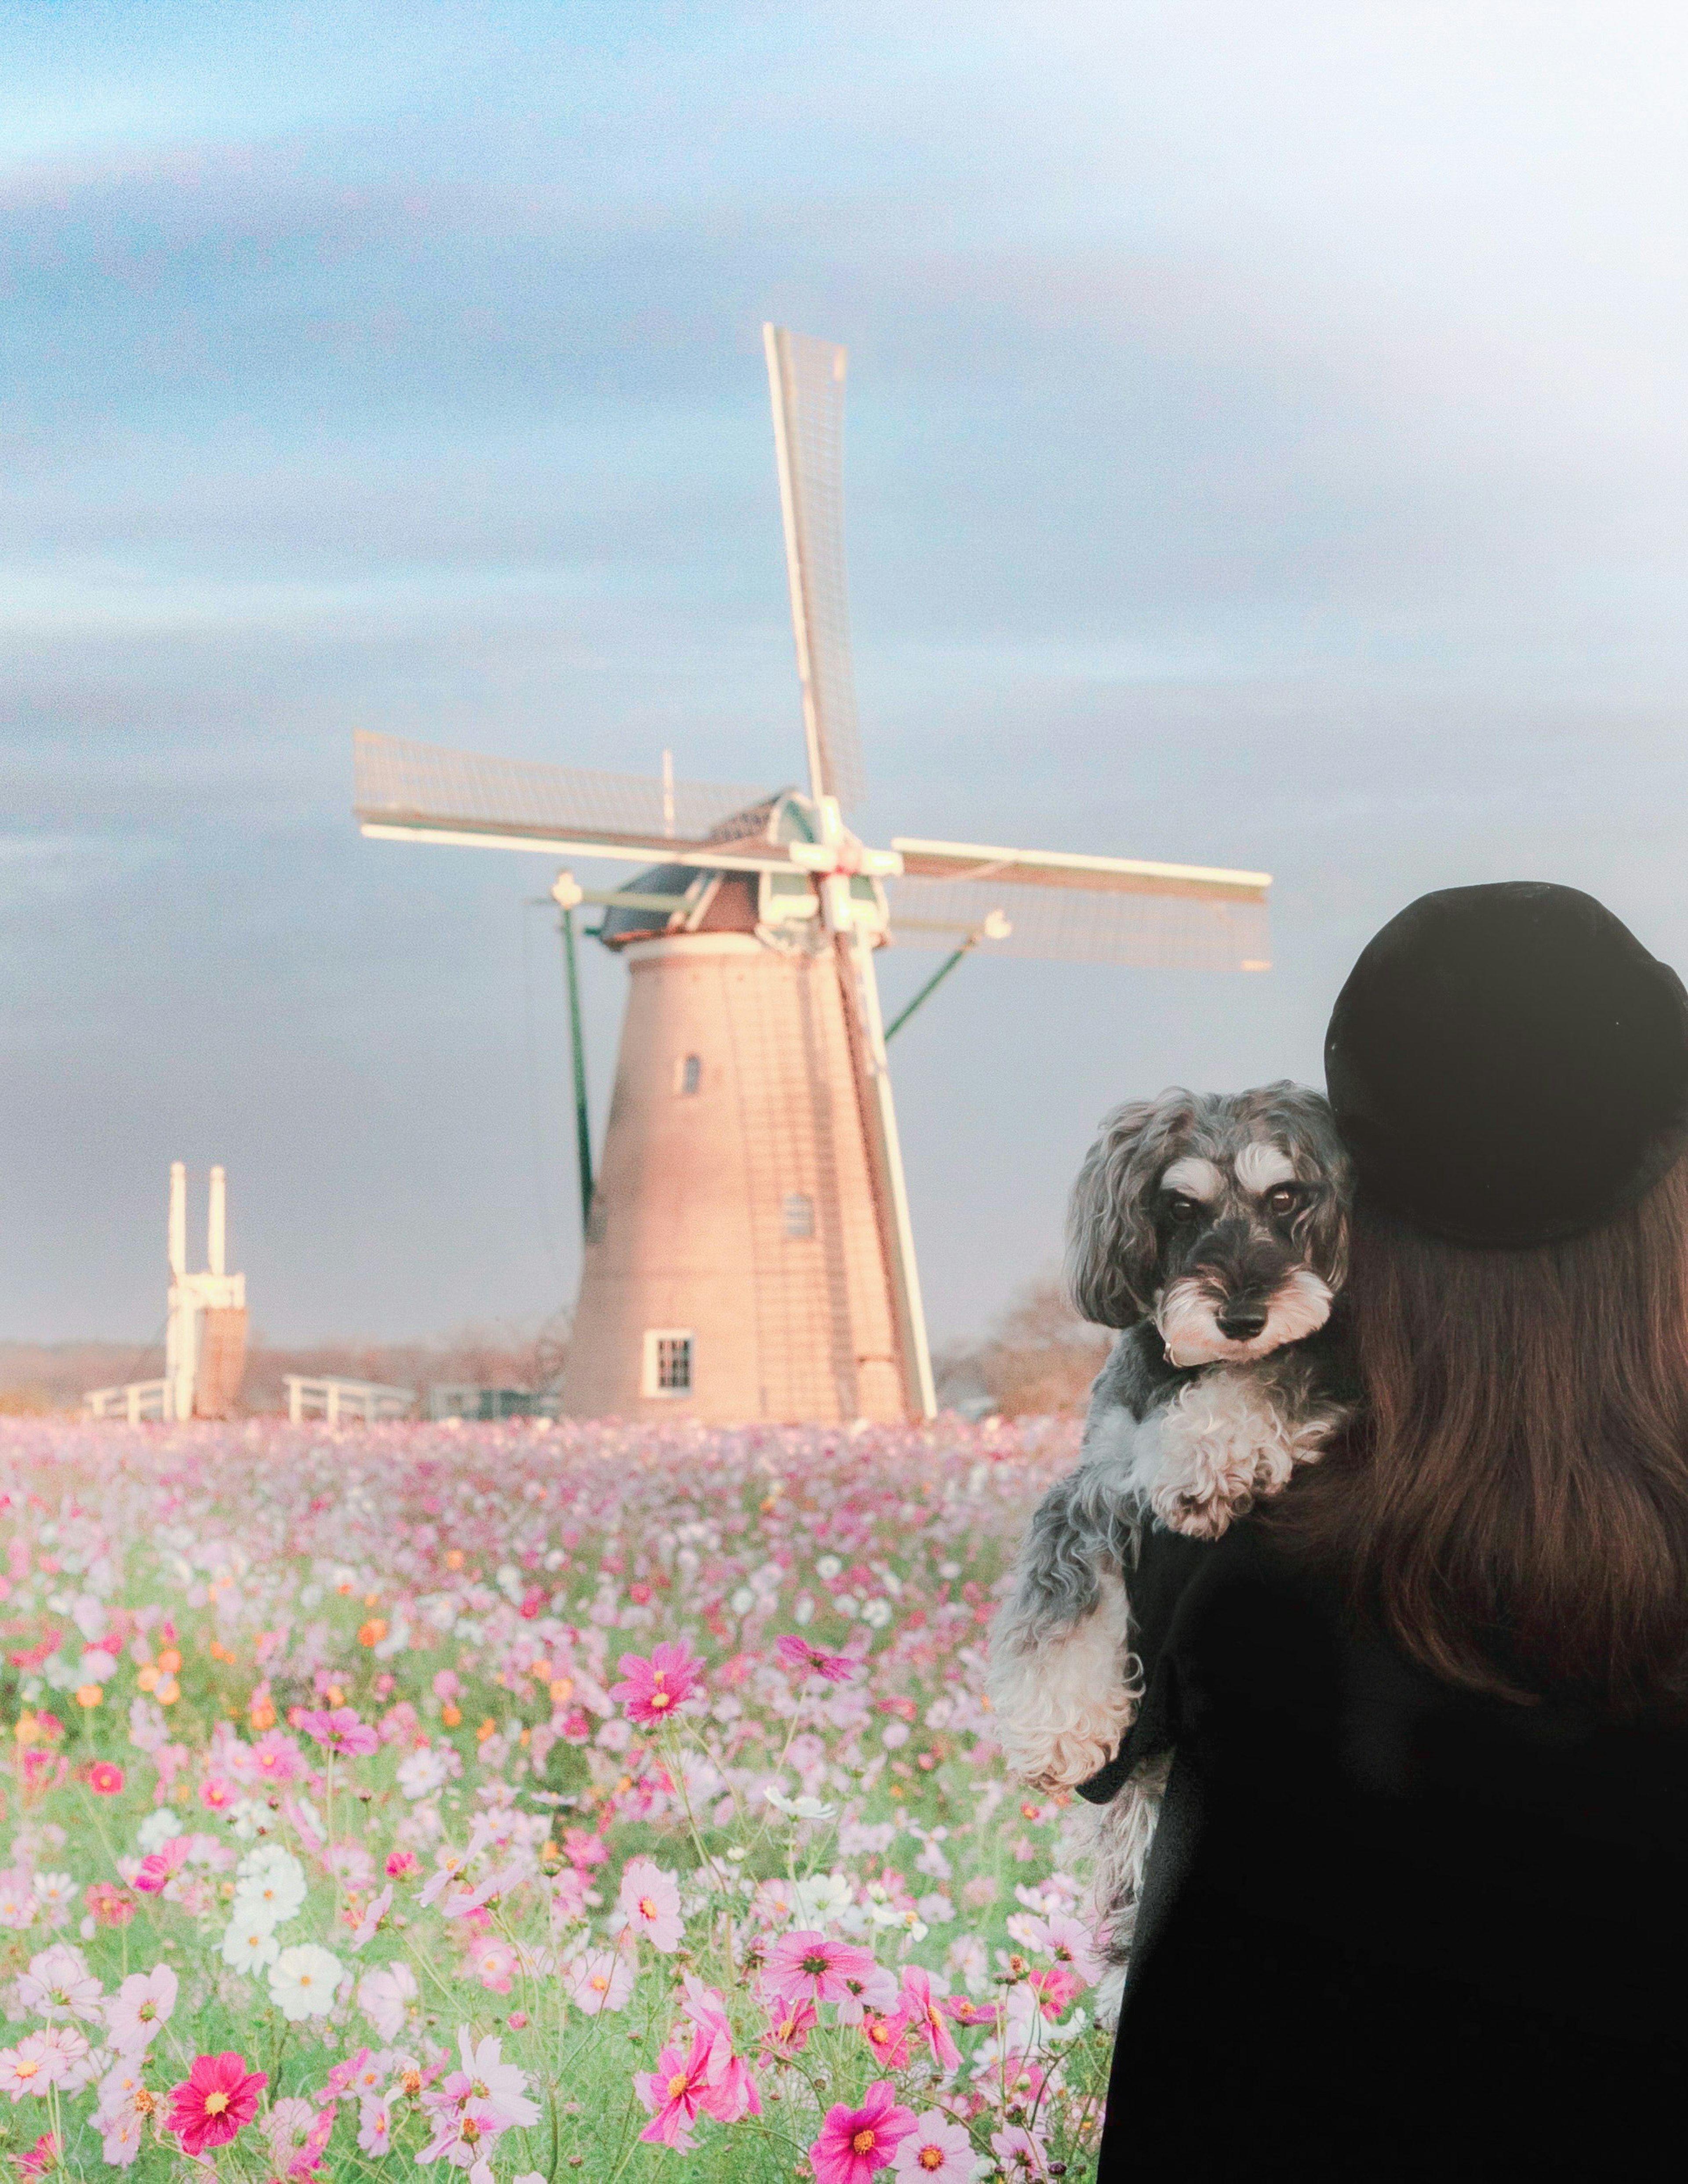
[{"left": 988, "top": 1463, "right": 1142, "bottom": 1792}]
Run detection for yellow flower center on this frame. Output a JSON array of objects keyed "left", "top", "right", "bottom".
[
  {"left": 666, "top": 2072, "right": 689, "bottom": 2098},
  {"left": 638, "top": 1897, "right": 658, "bottom": 1919},
  {"left": 920, "top": 2153, "right": 945, "bottom": 2174},
  {"left": 851, "top": 2128, "right": 877, "bottom": 2155},
  {"left": 204, "top": 2091, "right": 229, "bottom": 2115},
  {"left": 650, "top": 1691, "right": 672, "bottom": 1710},
  {"left": 589, "top": 1975, "right": 608, "bottom": 1994},
  {"left": 15, "top": 2061, "right": 38, "bottom": 2081}
]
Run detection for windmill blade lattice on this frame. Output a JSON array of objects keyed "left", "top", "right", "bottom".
[
  {"left": 354, "top": 730, "right": 777, "bottom": 860},
  {"left": 886, "top": 873, "right": 1270, "bottom": 970},
  {"left": 764, "top": 326, "right": 869, "bottom": 814}
]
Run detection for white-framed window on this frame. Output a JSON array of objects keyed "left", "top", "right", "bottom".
[
  {"left": 677, "top": 1054, "right": 702, "bottom": 1096},
  {"left": 782, "top": 1191, "right": 815, "bottom": 1238},
  {"left": 642, "top": 1329, "right": 694, "bottom": 1398}
]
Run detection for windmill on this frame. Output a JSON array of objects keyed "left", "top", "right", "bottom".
[{"left": 355, "top": 326, "right": 1271, "bottom": 1425}]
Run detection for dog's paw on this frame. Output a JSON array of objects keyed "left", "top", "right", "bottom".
[{"left": 1153, "top": 1478, "right": 1248, "bottom": 1539}]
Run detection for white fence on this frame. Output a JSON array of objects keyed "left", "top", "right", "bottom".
[
  {"left": 83, "top": 1379, "right": 171, "bottom": 1423},
  {"left": 284, "top": 1376, "right": 416, "bottom": 1425}
]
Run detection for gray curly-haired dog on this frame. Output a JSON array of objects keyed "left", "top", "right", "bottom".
[{"left": 987, "top": 1083, "right": 1353, "bottom": 2021}]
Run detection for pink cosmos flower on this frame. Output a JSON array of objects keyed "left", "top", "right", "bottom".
[
  {"left": 562, "top": 1829, "right": 608, "bottom": 1871},
  {"left": 87, "top": 1761, "right": 125, "bottom": 1795},
  {"left": 833, "top": 1962, "right": 901, "bottom": 2027},
  {"left": 0, "top": 2035, "right": 55, "bottom": 2100},
  {"left": 1027, "top": 1966, "right": 1084, "bottom": 2020},
  {"left": 898, "top": 1966, "right": 961, "bottom": 2071},
  {"left": 1024, "top": 1909, "right": 1103, "bottom": 1987},
  {"left": 861, "top": 2009, "right": 915, "bottom": 2071},
  {"left": 199, "top": 1776, "right": 236, "bottom": 1811},
  {"left": 775, "top": 1633, "right": 858, "bottom": 1682},
  {"left": 892, "top": 2112, "right": 976, "bottom": 2181},
  {"left": 132, "top": 1837, "right": 190, "bottom": 1895},
  {"left": 247, "top": 1729, "right": 306, "bottom": 1784},
  {"left": 759, "top": 1998, "right": 818, "bottom": 2060},
  {"left": 105, "top": 1964, "right": 178, "bottom": 2053},
  {"left": 386, "top": 1850, "right": 419, "bottom": 1879},
  {"left": 349, "top": 1884, "right": 393, "bottom": 1948},
  {"left": 678, "top": 1973, "right": 762, "bottom": 2123},
  {"left": 564, "top": 1950, "right": 633, "bottom": 2014},
  {"left": 18, "top": 1942, "right": 103, "bottom": 2022},
  {"left": 298, "top": 1707, "right": 379, "bottom": 1757},
  {"left": 609, "top": 1638, "right": 706, "bottom": 1726},
  {"left": 991, "top": 2122, "right": 1053, "bottom": 2177},
  {"left": 617, "top": 1857, "right": 684, "bottom": 1953},
  {"left": 358, "top": 2093, "right": 394, "bottom": 2156},
  {"left": 809, "top": 2081, "right": 918, "bottom": 2184},
  {"left": 635, "top": 2028, "right": 713, "bottom": 2150},
  {"left": 166, "top": 2051, "right": 267, "bottom": 2158},
  {"left": 764, "top": 1930, "right": 883, "bottom": 2012},
  {"left": 17, "top": 2133, "right": 58, "bottom": 2179}
]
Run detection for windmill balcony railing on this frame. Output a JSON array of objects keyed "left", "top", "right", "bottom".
[
  {"left": 83, "top": 1379, "right": 171, "bottom": 1424},
  {"left": 284, "top": 1376, "right": 418, "bottom": 1425}
]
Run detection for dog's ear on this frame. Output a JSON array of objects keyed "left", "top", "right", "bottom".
[
  {"left": 1254, "top": 1081, "right": 1353, "bottom": 1292},
  {"left": 1064, "top": 1090, "right": 1198, "bottom": 1327}
]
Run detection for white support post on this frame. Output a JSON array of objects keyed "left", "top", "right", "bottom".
[
  {"left": 168, "top": 1162, "right": 186, "bottom": 1278},
  {"left": 208, "top": 1166, "right": 226, "bottom": 1276}
]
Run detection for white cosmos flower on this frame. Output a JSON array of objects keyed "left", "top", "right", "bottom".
[
  {"left": 268, "top": 1944, "right": 343, "bottom": 2022},
  {"left": 762, "top": 1786, "right": 836, "bottom": 1822},
  {"left": 220, "top": 1915, "right": 281, "bottom": 1975},
  {"left": 232, "top": 1850, "right": 306, "bottom": 1930}
]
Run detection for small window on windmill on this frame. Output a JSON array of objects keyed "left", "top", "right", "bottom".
[
  {"left": 677, "top": 1054, "right": 702, "bottom": 1096},
  {"left": 782, "top": 1192, "right": 815, "bottom": 1239},
  {"left": 642, "top": 1329, "right": 694, "bottom": 1398}
]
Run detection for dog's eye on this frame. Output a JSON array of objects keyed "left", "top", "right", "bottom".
[
  {"left": 1166, "top": 1197, "right": 1200, "bottom": 1224},
  {"left": 1266, "top": 1185, "right": 1299, "bottom": 1217}
]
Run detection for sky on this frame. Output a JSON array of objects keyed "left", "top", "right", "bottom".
[{"left": 6, "top": 0, "right": 1688, "bottom": 1350}]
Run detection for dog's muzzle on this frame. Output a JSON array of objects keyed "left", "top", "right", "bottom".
[{"left": 1156, "top": 1268, "right": 1334, "bottom": 1367}]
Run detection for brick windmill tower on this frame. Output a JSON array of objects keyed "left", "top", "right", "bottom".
[{"left": 356, "top": 328, "right": 1271, "bottom": 1424}]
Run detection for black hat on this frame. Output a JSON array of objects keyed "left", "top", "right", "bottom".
[{"left": 1324, "top": 882, "right": 1688, "bottom": 1246}]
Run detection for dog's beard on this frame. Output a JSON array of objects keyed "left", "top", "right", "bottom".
[{"left": 1155, "top": 1268, "right": 1334, "bottom": 1368}]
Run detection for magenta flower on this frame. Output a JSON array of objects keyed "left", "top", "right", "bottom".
[
  {"left": 635, "top": 2028, "right": 713, "bottom": 2150},
  {"left": 247, "top": 1730, "right": 306, "bottom": 1785},
  {"left": 764, "top": 1930, "right": 882, "bottom": 2012},
  {"left": 298, "top": 1707, "right": 378, "bottom": 1757},
  {"left": 166, "top": 2051, "right": 267, "bottom": 2159},
  {"left": 808, "top": 2081, "right": 917, "bottom": 2184},
  {"left": 775, "top": 1633, "right": 858, "bottom": 1682},
  {"left": 609, "top": 1639, "right": 705, "bottom": 1725}
]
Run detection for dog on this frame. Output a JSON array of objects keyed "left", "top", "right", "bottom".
[{"left": 987, "top": 1083, "right": 1353, "bottom": 2020}]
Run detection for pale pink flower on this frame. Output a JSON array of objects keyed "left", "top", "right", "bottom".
[
  {"left": 298, "top": 1706, "right": 379, "bottom": 1757},
  {"left": 447, "top": 2030, "right": 540, "bottom": 2129},
  {"left": 833, "top": 1961, "right": 901, "bottom": 2027},
  {"left": 349, "top": 1884, "right": 393, "bottom": 1949},
  {"left": 892, "top": 2111, "right": 976, "bottom": 2181},
  {"left": 358, "top": 2093, "right": 394, "bottom": 2156},
  {"left": 105, "top": 1964, "right": 178, "bottom": 2053},
  {"left": 764, "top": 1930, "right": 882, "bottom": 2012},
  {"left": 247, "top": 1730, "right": 306, "bottom": 1785},
  {"left": 17, "top": 1943, "right": 102, "bottom": 2023},
  {"left": 0, "top": 2036, "right": 53, "bottom": 2100},
  {"left": 898, "top": 1966, "right": 960, "bottom": 2071},
  {"left": 678, "top": 1973, "right": 761, "bottom": 2123},
  {"left": 100, "top": 2106, "right": 143, "bottom": 2168},
  {"left": 1026, "top": 1909, "right": 1104, "bottom": 1988},
  {"left": 992, "top": 2122, "right": 1053, "bottom": 2177},
  {"left": 808, "top": 2081, "right": 917, "bottom": 2184},
  {"left": 357, "top": 1962, "right": 419, "bottom": 2044},
  {"left": 563, "top": 1950, "right": 633, "bottom": 2015},
  {"left": 617, "top": 1857, "right": 683, "bottom": 1953}
]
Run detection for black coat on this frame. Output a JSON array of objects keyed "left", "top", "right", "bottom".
[{"left": 1092, "top": 1517, "right": 1688, "bottom": 2180}]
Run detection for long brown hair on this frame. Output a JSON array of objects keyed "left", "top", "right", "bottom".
[{"left": 1281, "top": 1156, "right": 1688, "bottom": 1709}]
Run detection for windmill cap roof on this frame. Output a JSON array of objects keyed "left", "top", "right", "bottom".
[{"left": 1324, "top": 881, "right": 1688, "bottom": 1246}]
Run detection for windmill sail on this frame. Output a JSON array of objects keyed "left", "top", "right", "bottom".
[
  {"left": 353, "top": 730, "right": 786, "bottom": 866},
  {"left": 886, "top": 836, "right": 1272, "bottom": 970},
  {"left": 764, "top": 326, "right": 869, "bottom": 814}
]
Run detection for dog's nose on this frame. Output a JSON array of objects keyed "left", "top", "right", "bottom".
[{"left": 1217, "top": 1301, "right": 1269, "bottom": 1341}]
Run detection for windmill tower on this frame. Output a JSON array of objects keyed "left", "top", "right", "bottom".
[{"left": 356, "top": 327, "right": 1271, "bottom": 1425}]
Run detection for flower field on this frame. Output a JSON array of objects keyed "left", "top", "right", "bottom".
[{"left": 0, "top": 1413, "right": 1107, "bottom": 2182}]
